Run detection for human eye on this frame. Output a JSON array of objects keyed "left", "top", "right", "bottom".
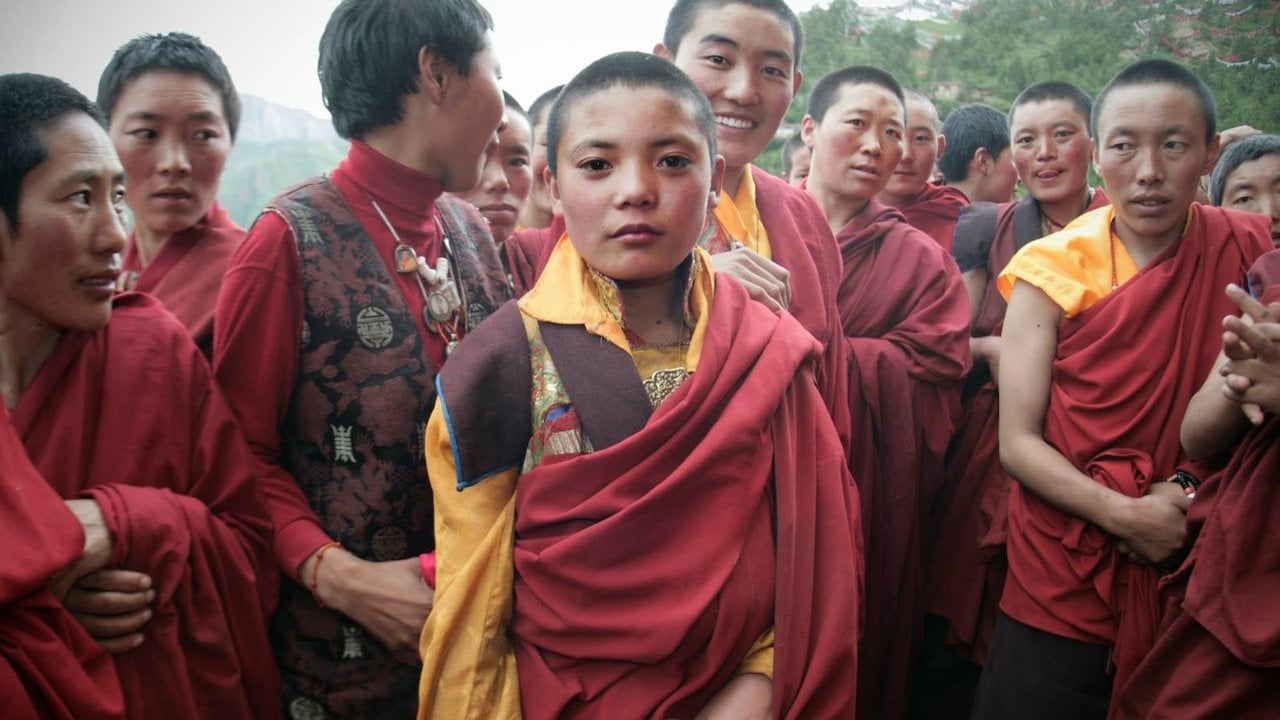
[
  {"left": 129, "top": 128, "right": 157, "bottom": 141},
  {"left": 578, "top": 158, "right": 610, "bottom": 173},
  {"left": 704, "top": 54, "right": 730, "bottom": 67},
  {"left": 847, "top": 118, "right": 864, "bottom": 129},
  {"left": 887, "top": 127, "right": 902, "bottom": 140},
  {"left": 1164, "top": 140, "right": 1189, "bottom": 152},
  {"left": 1053, "top": 129, "right": 1074, "bottom": 141},
  {"left": 1015, "top": 134, "right": 1034, "bottom": 146},
  {"left": 194, "top": 129, "right": 220, "bottom": 142},
  {"left": 1108, "top": 141, "right": 1133, "bottom": 152},
  {"left": 762, "top": 65, "right": 789, "bottom": 79},
  {"left": 509, "top": 156, "right": 529, "bottom": 168},
  {"left": 1229, "top": 193, "right": 1255, "bottom": 207},
  {"left": 658, "top": 154, "right": 692, "bottom": 169}
]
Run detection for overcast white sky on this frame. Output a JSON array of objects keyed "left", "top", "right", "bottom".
[{"left": 0, "top": 0, "right": 880, "bottom": 121}]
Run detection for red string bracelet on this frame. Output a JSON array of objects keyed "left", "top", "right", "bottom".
[{"left": 309, "top": 541, "right": 342, "bottom": 607}]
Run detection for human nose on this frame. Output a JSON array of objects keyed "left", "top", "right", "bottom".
[
  {"left": 96, "top": 200, "right": 128, "bottom": 256},
  {"left": 157, "top": 136, "right": 191, "bottom": 176},
  {"left": 1037, "top": 135, "right": 1055, "bottom": 160},
  {"left": 1134, "top": 146, "right": 1163, "bottom": 185},
  {"left": 860, "top": 131, "right": 882, "bottom": 157},
  {"left": 614, "top": 162, "right": 655, "bottom": 208},
  {"left": 723, "top": 65, "right": 760, "bottom": 106}
]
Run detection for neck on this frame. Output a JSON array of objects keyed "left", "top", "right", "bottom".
[
  {"left": 617, "top": 271, "right": 685, "bottom": 345},
  {"left": 722, "top": 164, "right": 747, "bottom": 200},
  {"left": 1113, "top": 211, "right": 1186, "bottom": 269},
  {"left": 1038, "top": 187, "right": 1092, "bottom": 230},
  {"left": 519, "top": 203, "right": 554, "bottom": 231},
  {"left": 132, "top": 223, "right": 174, "bottom": 267},
  {"left": 809, "top": 175, "right": 870, "bottom": 234},
  {"left": 877, "top": 183, "right": 919, "bottom": 208},
  {"left": 362, "top": 108, "right": 438, "bottom": 178},
  {"left": 949, "top": 178, "right": 979, "bottom": 204},
  {"left": 0, "top": 303, "right": 62, "bottom": 408}
]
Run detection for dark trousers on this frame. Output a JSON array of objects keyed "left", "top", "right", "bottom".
[{"left": 972, "top": 613, "right": 1112, "bottom": 720}]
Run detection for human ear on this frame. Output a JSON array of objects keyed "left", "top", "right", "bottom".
[
  {"left": 801, "top": 116, "right": 818, "bottom": 151},
  {"left": 547, "top": 168, "right": 564, "bottom": 217},
  {"left": 708, "top": 154, "right": 726, "bottom": 210}
]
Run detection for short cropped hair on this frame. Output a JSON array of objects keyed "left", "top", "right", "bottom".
[
  {"left": 938, "top": 104, "right": 1009, "bottom": 183},
  {"left": 503, "top": 91, "right": 529, "bottom": 125},
  {"left": 546, "top": 51, "right": 716, "bottom": 175},
  {"left": 1209, "top": 133, "right": 1280, "bottom": 206},
  {"left": 1010, "top": 80, "right": 1092, "bottom": 129},
  {"left": 0, "top": 74, "right": 106, "bottom": 233},
  {"left": 97, "top": 32, "right": 240, "bottom": 141},
  {"left": 527, "top": 85, "right": 563, "bottom": 130},
  {"left": 1092, "top": 58, "right": 1216, "bottom": 142},
  {"left": 663, "top": 0, "right": 805, "bottom": 67},
  {"left": 903, "top": 88, "right": 941, "bottom": 131},
  {"left": 806, "top": 66, "right": 904, "bottom": 126},
  {"left": 781, "top": 131, "right": 806, "bottom": 177},
  {"left": 319, "top": 0, "right": 494, "bottom": 139}
]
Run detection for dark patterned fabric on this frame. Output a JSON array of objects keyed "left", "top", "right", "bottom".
[{"left": 265, "top": 178, "right": 509, "bottom": 719}]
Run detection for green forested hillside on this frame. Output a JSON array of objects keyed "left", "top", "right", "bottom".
[{"left": 761, "top": 0, "right": 1278, "bottom": 175}]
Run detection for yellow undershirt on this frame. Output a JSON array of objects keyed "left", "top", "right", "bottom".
[{"left": 713, "top": 165, "right": 773, "bottom": 259}]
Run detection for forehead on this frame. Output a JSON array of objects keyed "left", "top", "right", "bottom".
[
  {"left": 1228, "top": 153, "right": 1280, "bottom": 183},
  {"left": 833, "top": 82, "right": 904, "bottom": 117},
  {"left": 682, "top": 2, "right": 796, "bottom": 56},
  {"left": 114, "top": 70, "right": 225, "bottom": 117},
  {"left": 904, "top": 96, "right": 938, "bottom": 129},
  {"left": 499, "top": 112, "right": 532, "bottom": 145},
  {"left": 1011, "top": 98, "right": 1087, "bottom": 129},
  {"left": 560, "top": 85, "right": 707, "bottom": 149},
  {"left": 1097, "top": 83, "right": 1205, "bottom": 135},
  {"left": 26, "top": 113, "right": 122, "bottom": 189}
]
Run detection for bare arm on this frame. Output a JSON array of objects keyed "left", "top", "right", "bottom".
[
  {"left": 962, "top": 267, "right": 988, "bottom": 326},
  {"left": 998, "top": 281, "right": 1188, "bottom": 564},
  {"left": 711, "top": 247, "right": 792, "bottom": 312}
]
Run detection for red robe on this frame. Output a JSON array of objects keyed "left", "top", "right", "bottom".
[
  {"left": 894, "top": 182, "right": 970, "bottom": 253},
  {"left": 999, "top": 207, "right": 1272, "bottom": 701},
  {"left": 12, "top": 294, "right": 280, "bottom": 719},
  {"left": 927, "top": 189, "right": 1111, "bottom": 664},
  {"left": 1116, "top": 247, "right": 1280, "bottom": 718},
  {"left": 504, "top": 215, "right": 564, "bottom": 297},
  {"left": 0, "top": 405, "right": 123, "bottom": 720},
  {"left": 120, "top": 202, "right": 244, "bottom": 358},
  {"left": 504, "top": 279, "right": 862, "bottom": 719},
  {"left": 834, "top": 199, "right": 972, "bottom": 720}
]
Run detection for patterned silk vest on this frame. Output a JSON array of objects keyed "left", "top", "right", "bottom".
[{"left": 265, "top": 178, "right": 510, "bottom": 720}]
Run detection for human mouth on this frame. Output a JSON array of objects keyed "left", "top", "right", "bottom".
[
  {"left": 152, "top": 187, "right": 193, "bottom": 202},
  {"left": 852, "top": 164, "right": 880, "bottom": 178},
  {"left": 80, "top": 269, "right": 120, "bottom": 298},
  {"left": 1129, "top": 194, "right": 1171, "bottom": 214},
  {"left": 609, "top": 223, "right": 662, "bottom": 243},
  {"left": 715, "top": 114, "right": 758, "bottom": 132},
  {"left": 1035, "top": 168, "right": 1063, "bottom": 181}
]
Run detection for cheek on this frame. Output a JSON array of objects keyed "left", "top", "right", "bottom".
[{"left": 193, "top": 146, "right": 230, "bottom": 187}]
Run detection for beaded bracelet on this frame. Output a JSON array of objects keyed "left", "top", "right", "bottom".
[{"left": 309, "top": 541, "right": 342, "bottom": 607}]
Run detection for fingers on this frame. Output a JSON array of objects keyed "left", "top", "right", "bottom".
[
  {"left": 1226, "top": 318, "right": 1280, "bottom": 363},
  {"left": 64, "top": 586, "right": 155, "bottom": 616},
  {"left": 74, "top": 569, "right": 153, "bottom": 593},
  {"left": 97, "top": 633, "right": 147, "bottom": 655},
  {"left": 73, "top": 606, "right": 153, "bottom": 639},
  {"left": 710, "top": 248, "right": 791, "bottom": 311},
  {"left": 1226, "top": 283, "right": 1276, "bottom": 323},
  {"left": 1242, "top": 402, "right": 1266, "bottom": 426}
]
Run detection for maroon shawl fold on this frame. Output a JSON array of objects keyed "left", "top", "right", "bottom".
[
  {"left": 896, "top": 182, "right": 970, "bottom": 253},
  {"left": 835, "top": 199, "right": 971, "bottom": 719},
  {"left": 504, "top": 216, "right": 565, "bottom": 297},
  {"left": 11, "top": 294, "right": 280, "bottom": 720},
  {"left": 1000, "top": 206, "right": 1272, "bottom": 706},
  {"left": 121, "top": 202, "right": 244, "bottom": 357},
  {"left": 0, "top": 406, "right": 124, "bottom": 720},
  {"left": 508, "top": 279, "right": 862, "bottom": 719}
]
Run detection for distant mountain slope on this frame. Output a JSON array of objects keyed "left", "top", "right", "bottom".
[{"left": 219, "top": 94, "right": 346, "bottom": 227}]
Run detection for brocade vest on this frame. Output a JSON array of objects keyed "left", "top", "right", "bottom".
[{"left": 265, "top": 177, "right": 510, "bottom": 719}]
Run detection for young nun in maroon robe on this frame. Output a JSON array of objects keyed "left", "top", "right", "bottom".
[
  {"left": 801, "top": 65, "right": 971, "bottom": 720},
  {"left": 0, "top": 405, "right": 124, "bottom": 720},
  {"left": 1114, "top": 260, "right": 1280, "bottom": 719},
  {"left": 877, "top": 89, "right": 969, "bottom": 253},
  {"left": 98, "top": 33, "right": 244, "bottom": 358},
  {"left": 0, "top": 73, "right": 278, "bottom": 719},
  {"left": 419, "top": 52, "right": 861, "bottom": 720},
  {"left": 213, "top": 2, "right": 513, "bottom": 716},
  {"left": 974, "top": 60, "right": 1273, "bottom": 719},
  {"left": 925, "top": 81, "right": 1110, "bottom": 673}
]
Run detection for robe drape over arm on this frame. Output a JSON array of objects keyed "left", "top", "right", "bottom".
[
  {"left": 834, "top": 199, "right": 972, "bottom": 720},
  {"left": 0, "top": 405, "right": 124, "bottom": 720},
  {"left": 896, "top": 182, "right": 970, "bottom": 253},
  {"left": 11, "top": 294, "right": 280, "bottom": 720}
]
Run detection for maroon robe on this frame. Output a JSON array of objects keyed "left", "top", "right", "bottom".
[
  {"left": 444, "top": 277, "right": 862, "bottom": 718},
  {"left": 998, "top": 207, "right": 1272, "bottom": 707},
  {"left": 1116, "top": 248, "right": 1280, "bottom": 718},
  {"left": 120, "top": 202, "right": 243, "bottom": 357},
  {"left": 895, "top": 182, "right": 970, "bottom": 253},
  {"left": 835, "top": 199, "right": 972, "bottom": 720},
  {"left": 12, "top": 294, "right": 280, "bottom": 719},
  {"left": 0, "top": 405, "right": 124, "bottom": 720},
  {"left": 926, "top": 189, "right": 1111, "bottom": 664},
  {"left": 504, "top": 215, "right": 565, "bottom": 297}
]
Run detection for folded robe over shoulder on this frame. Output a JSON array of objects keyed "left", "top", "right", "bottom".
[
  {"left": 895, "top": 182, "right": 970, "bottom": 253},
  {"left": 10, "top": 294, "right": 280, "bottom": 720},
  {"left": 419, "top": 269, "right": 862, "bottom": 719},
  {"left": 834, "top": 199, "right": 972, "bottom": 719},
  {"left": 120, "top": 202, "right": 243, "bottom": 358},
  {"left": 996, "top": 206, "right": 1272, "bottom": 700},
  {"left": 0, "top": 405, "right": 123, "bottom": 720}
]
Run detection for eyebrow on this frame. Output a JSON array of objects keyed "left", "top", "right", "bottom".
[
  {"left": 122, "top": 110, "right": 222, "bottom": 123},
  {"left": 55, "top": 168, "right": 125, "bottom": 188},
  {"left": 569, "top": 135, "right": 699, "bottom": 155},
  {"left": 697, "top": 33, "right": 793, "bottom": 65},
  {"left": 845, "top": 107, "right": 903, "bottom": 126}
]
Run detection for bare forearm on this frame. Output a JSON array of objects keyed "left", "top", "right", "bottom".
[
  {"left": 999, "top": 432, "right": 1128, "bottom": 535},
  {"left": 1181, "top": 379, "right": 1248, "bottom": 460}
]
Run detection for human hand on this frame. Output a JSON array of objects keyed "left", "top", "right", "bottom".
[
  {"left": 1217, "top": 125, "right": 1263, "bottom": 156},
  {"left": 1112, "top": 494, "right": 1189, "bottom": 566},
  {"left": 51, "top": 499, "right": 114, "bottom": 600},
  {"left": 710, "top": 247, "right": 792, "bottom": 312},
  {"left": 1220, "top": 286, "right": 1280, "bottom": 420},
  {"left": 695, "top": 673, "right": 772, "bottom": 720},
  {"left": 63, "top": 569, "right": 156, "bottom": 653},
  {"left": 311, "top": 550, "right": 433, "bottom": 662}
]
